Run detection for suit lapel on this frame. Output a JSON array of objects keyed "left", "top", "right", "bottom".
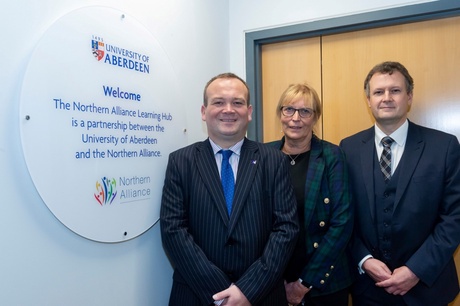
[
  {"left": 228, "top": 139, "right": 259, "bottom": 232},
  {"left": 195, "top": 139, "right": 229, "bottom": 224},
  {"left": 394, "top": 122, "right": 424, "bottom": 210},
  {"left": 360, "top": 128, "right": 377, "bottom": 220}
]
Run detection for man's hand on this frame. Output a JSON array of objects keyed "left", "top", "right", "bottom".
[
  {"left": 362, "top": 258, "right": 392, "bottom": 283},
  {"left": 284, "top": 280, "right": 310, "bottom": 306},
  {"left": 213, "top": 284, "right": 251, "bottom": 306},
  {"left": 375, "top": 266, "right": 419, "bottom": 295}
]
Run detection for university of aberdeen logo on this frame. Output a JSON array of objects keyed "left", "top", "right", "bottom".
[
  {"left": 90, "top": 34, "right": 150, "bottom": 74},
  {"left": 91, "top": 36, "right": 104, "bottom": 61},
  {"left": 94, "top": 177, "right": 117, "bottom": 205}
]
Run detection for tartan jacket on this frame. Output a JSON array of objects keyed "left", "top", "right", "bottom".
[{"left": 267, "top": 135, "right": 354, "bottom": 296}]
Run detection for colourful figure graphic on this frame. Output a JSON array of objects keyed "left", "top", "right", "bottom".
[{"left": 94, "top": 177, "right": 117, "bottom": 205}]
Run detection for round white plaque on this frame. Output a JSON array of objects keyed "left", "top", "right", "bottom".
[{"left": 19, "top": 6, "right": 186, "bottom": 242}]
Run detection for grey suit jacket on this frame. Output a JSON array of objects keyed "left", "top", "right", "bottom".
[
  {"left": 161, "top": 138, "right": 299, "bottom": 305},
  {"left": 340, "top": 121, "right": 460, "bottom": 305}
]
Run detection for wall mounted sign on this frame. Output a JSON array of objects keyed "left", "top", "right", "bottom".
[{"left": 19, "top": 6, "right": 186, "bottom": 242}]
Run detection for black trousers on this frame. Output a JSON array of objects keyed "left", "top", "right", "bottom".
[
  {"left": 303, "top": 287, "right": 350, "bottom": 306},
  {"left": 350, "top": 272, "right": 451, "bottom": 306}
]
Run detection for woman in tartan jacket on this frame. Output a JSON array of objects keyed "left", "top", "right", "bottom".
[{"left": 266, "top": 83, "right": 354, "bottom": 306}]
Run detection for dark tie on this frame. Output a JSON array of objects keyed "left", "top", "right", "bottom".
[
  {"left": 380, "top": 136, "right": 395, "bottom": 182},
  {"left": 220, "top": 150, "right": 234, "bottom": 215}
]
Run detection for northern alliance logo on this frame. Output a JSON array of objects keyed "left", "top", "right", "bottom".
[{"left": 94, "top": 177, "right": 117, "bottom": 205}]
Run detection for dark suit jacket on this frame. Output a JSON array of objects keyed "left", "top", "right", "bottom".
[
  {"left": 340, "top": 121, "right": 460, "bottom": 305},
  {"left": 267, "top": 135, "right": 353, "bottom": 296},
  {"left": 160, "top": 138, "right": 299, "bottom": 306}
]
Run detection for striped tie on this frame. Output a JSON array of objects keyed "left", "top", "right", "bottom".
[{"left": 380, "top": 136, "right": 394, "bottom": 183}]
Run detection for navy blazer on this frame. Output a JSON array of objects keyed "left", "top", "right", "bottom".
[
  {"left": 340, "top": 121, "right": 460, "bottom": 305},
  {"left": 160, "top": 138, "right": 299, "bottom": 305}
]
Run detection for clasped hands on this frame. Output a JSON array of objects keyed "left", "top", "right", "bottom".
[
  {"left": 212, "top": 284, "right": 251, "bottom": 306},
  {"left": 362, "top": 258, "right": 419, "bottom": 295},
  {"left": 284, "top": 279, "right": 311, "bottom": 306}
]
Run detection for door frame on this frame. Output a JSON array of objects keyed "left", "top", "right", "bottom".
[{"left": 245, "top": 0, "right": 460, "bottom": 141}]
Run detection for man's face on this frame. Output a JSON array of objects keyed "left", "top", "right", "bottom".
[
  {"left": 367, "top": 71, "right": 413, "bottom": 129},
  {"left": 201, "top": 78, "right": 252, "bottom": 147}
]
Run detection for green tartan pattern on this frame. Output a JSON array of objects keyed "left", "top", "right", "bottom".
[{"left": 267, "top": 135, "right": 354, "bottom": 296}]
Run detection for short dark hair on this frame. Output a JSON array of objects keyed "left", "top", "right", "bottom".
[
  {"left": 203, "top": 72, "right": 250, "bottom": 106},
  {"left": 364, "top": 61, "right": 414, "bottom": 97}
]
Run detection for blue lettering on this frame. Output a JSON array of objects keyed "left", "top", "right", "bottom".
[
  {"left": 103, "top": 54, "right": 149, "bottom": 74},
  {"left": 103, "top": 86, "right": 141, "bottom": 101}
]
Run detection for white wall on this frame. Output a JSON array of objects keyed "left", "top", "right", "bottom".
[
  {"left": 0, "top": 1, "right": 227, "bottom": 305},
  {"left": 0, "top": 0, "right": 436, "bottom": 305}
]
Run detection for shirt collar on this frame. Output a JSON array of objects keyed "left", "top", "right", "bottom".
[
  {"left": 374, "top": 119, "right": 408, "bottom": 147},
  {"left": 209, "top": 138, "right": 244, "bottom": 156}
]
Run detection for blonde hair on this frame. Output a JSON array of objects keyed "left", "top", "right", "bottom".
[{"left": 276, "top": 83, "right": 322, "bottom": 121}]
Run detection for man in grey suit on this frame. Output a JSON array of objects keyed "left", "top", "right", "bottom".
[
  {"left": 161, "top": 72, "right": 299, "bottom": 306},
  {"left": 340, "top": 61, "right": 460, "bottom": 305}
]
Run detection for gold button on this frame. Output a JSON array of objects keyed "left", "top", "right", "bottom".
[
  {"left": 320, "top": 280, "right": 325, "bottom": 284},
  {"left": 330, "top": 265, "right": 334, "bottom": 269},
  {"left": 324, "top": 198, "right": 330, "bottom": 204},
  {"left": 325, "top": 273, "right": 330, "bottom": 277},
  {"left": 313, "top": 242, "right": 319, "bottom": 248},
  {"left": 319, "top": 221, "right": 325, "bottom": 227}
]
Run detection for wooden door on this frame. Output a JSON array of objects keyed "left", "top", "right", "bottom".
[
  {"left": 260, "top": 15, "right": 460, "bottom": 306},
  {"left": 261, "top": 37, "right": 321, "bottom": 142},
  {"left": 322, "top": 16, "right": 460, "bottom": 144}
]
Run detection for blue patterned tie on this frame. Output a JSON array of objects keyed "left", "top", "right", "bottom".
[
  {"left": 220, "top": 150, "right": 234, "bottom": 215},
  {"left": 380, "top": 136, "right": 394, "bottom": 182}
]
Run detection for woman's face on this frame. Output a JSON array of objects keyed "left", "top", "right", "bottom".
[{"left": 280, "top": 98, "right": 317, "bottom": 142}]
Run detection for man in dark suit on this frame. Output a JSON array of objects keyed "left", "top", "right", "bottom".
[
  {"left": 160, "top": 72, "right": 299, "bottom": 306},
  {"left": 340, "top": 61, "right": 460, "bottom": 306}
]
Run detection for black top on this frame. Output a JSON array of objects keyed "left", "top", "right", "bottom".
[{"left": 284, "top": 151, "right": 310, "bottom": 282}]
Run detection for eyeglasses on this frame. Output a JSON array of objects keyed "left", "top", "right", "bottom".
[{"left": 280, "top": 106, "right": 314, "bottom": 118}]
